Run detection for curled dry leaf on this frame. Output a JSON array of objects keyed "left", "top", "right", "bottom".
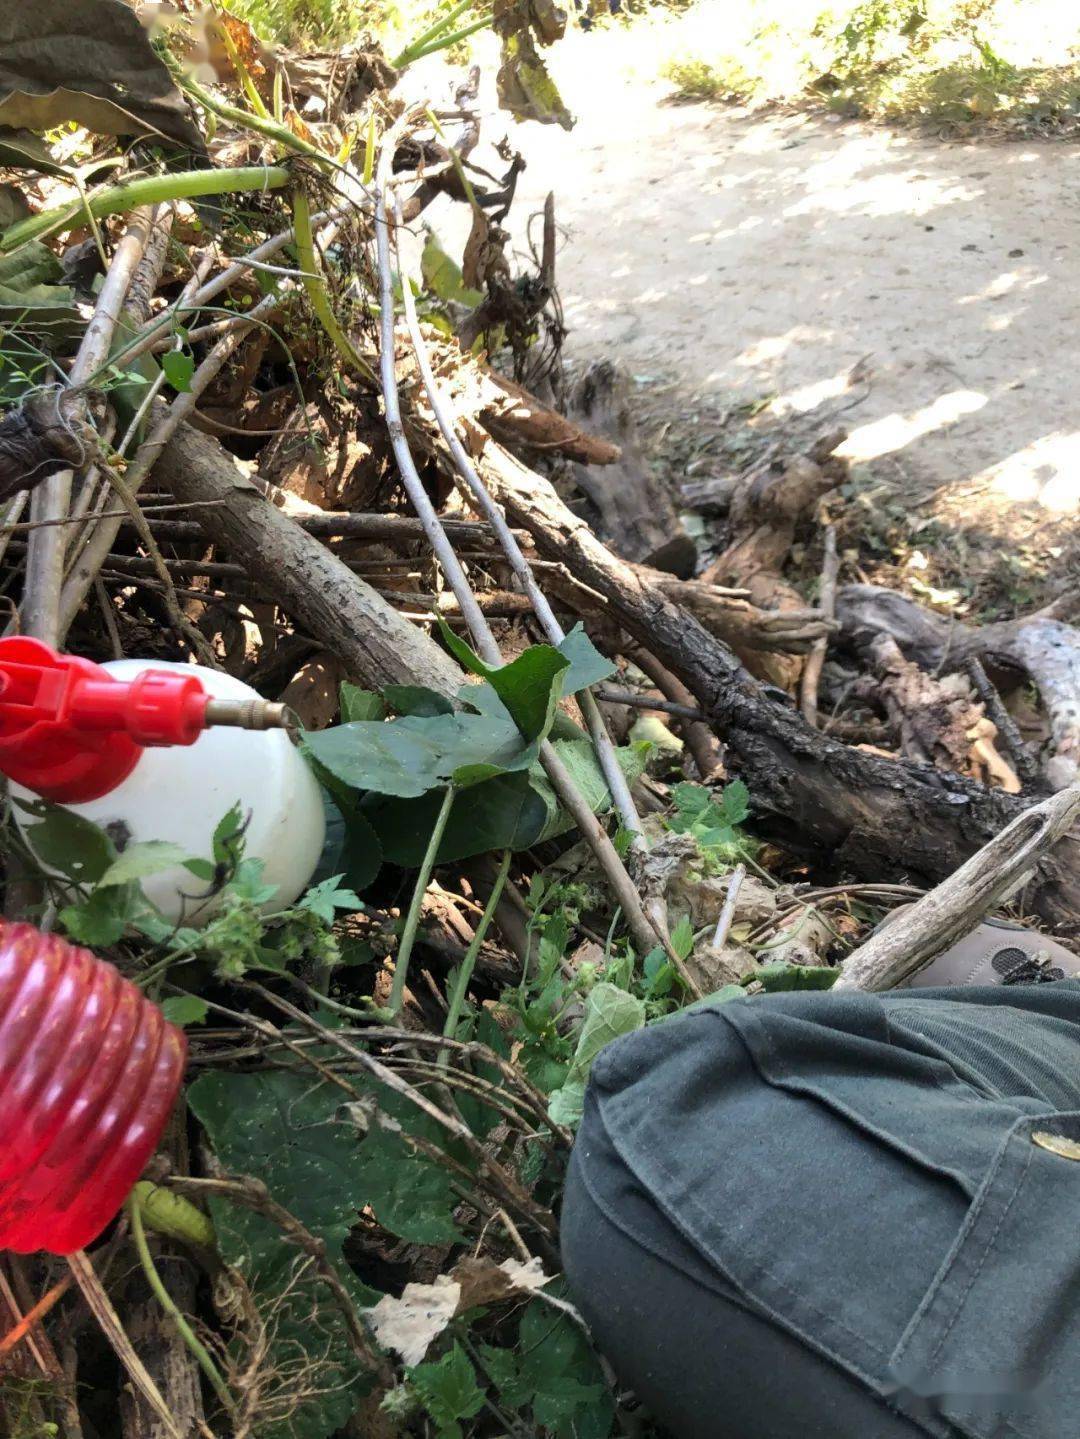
[
  {"left": 0, "top": 0, "right": 203, "bottom": 149},
  {"left": 363, "top": 1257, "right": 550, "bottom": 1366}
]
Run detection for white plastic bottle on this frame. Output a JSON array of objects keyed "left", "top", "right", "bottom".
[{"left": 13, "top": 660, "right": 325, "bottom": 923}]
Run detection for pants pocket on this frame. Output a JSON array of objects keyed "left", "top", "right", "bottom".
[{"left": 889, "top": 1112, "right": 1080, "bottom": 1439}]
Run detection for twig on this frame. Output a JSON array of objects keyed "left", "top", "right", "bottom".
[
  {"left": 66, "top": 1249, "right": 183, "bottom": 1439},
  {"left": 965, "top": 655, "right": 1040, "bottom": 788},
  {"left": 800, "top": 524, "right": 838, "bottom": 727},
  {"left": 713, "top": 864, "right": 746, "bottom": 949},
  {"left": 375, "top": 147, "right": 683, "bottom": 977},
  {"left": 395, "top": 198, "right": 649, "bottom": 849},
  {"left": 596, "top": 687, "right": 703, "bottom": 721},
  {"left": 58, "top": 289, "right": 284, "bottom": 637},
  {"left": 835, "top": 783, "right": 1080, "bottom": 991},
  {"left": 21, "top": 207, "right": 155, "bottom": 642},
  {"left": 163, "top": 1176, "right": 392, "bottom": 1386}
]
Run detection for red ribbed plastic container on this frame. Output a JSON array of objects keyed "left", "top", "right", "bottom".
[{"left": 0, "top": 922, "right": 186, "bottom": 1255}]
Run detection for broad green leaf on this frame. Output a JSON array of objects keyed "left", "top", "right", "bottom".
[
  {"left": 549, "top": 983, "right": 645, "bottom": 1127},
  {"left": 98, "top": 840, "right": 190, "bottom": 887},
  {"left": 532, "top": 739, "right": 649, "bottom": 843},
  {"left": 339, "top": 682, "right": 386, "bottom": 722},
  {"left": 359, "top": 1126, "right": 461, "bottom": 1245},
  {"left": 339, "top": 808, "right": 383, "bottom": 891},
  {"left": 438, "top": 625, "right": 569, "bottom": 743},
  {"left": 671, "top": 782, "right": 712, "bottom": 818},
  {"left": 0, "top": 240, "right": 79, "bottom": 340},
  {"left": 161, "top": 994, "right": 209, "bottom": 1028},
  {"left": 20, "top": 801, "right": 115, "bottom": 884},
  {"left": 566, "top": 982, "right": 645, "bottom": 1082},
  {"left": 477, "top": 1344, "right": 531, "bottom": 1407},
  {"left": 383, "top": 684, "right": 454, "bottom": 717},
  {"left": 187, "top": 1069, "right": 368, "bottom": 1279},
  {"left": 557, "top": 624, "right": 615, "bottom": 693},
  {"left": 307, "top": 712, "right": 536, "bottom": 799},
  {"left": 546, "top": 1079, "right": 585, "bottom": 1128},
  {"left": 161, "top": 349, "right": 194, "bottom": 393},
  {"left": 212, "top": 803, "right": 248, "bottom": 865},
  {"left": 670, "top": 914, "right": 695, "bottom": 961},
  {"left": 409, "top": 1343, "right": 485, "bottom": 1439},
  {"left": 517, "top": 1298, "right": 613, "bottom": 1438},
  {"left": 364, "top": 771, "right": 549, "bottom": 866}
]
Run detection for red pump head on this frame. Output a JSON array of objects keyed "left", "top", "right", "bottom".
[{"left": 0, "top": 638, "right": 210, "bottom": 804}]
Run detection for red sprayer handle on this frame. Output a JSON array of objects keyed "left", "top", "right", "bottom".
[{"left": 0, "top": 638, "right": 291, "bottom": 804}]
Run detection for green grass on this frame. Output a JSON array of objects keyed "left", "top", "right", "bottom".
[{"left": 657, "top": 0, "right": 1080, "bottom": 131}]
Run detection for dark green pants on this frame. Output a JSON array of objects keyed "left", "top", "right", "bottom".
[{"left": 561, "top": 983, "right": 1080, "bottom": 1438}]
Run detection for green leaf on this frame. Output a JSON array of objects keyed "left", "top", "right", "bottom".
[
  {"left": 340, "top": 809, "right": 383, "bottom": 891},
  {"left": 477, "top": 1344, "right": 531, "bottom": 1407},
  {"left": 421, "top": 228, "right": 483, "bottom": 308},
  {"left": 212, "top": 803, "right": 248, "bottom": 866},
  {"left": 298, "top": 874, "right": 364, "bottom": 923},
  {"left": 364, "top": 771, "right": 549, "bottom": 866},
  {"left": 307, "top": 712, "right": 537, "bottom": 799},
  {"left": 359, "top": 1126, "right": 461, "bottom": 1245},
  {"left": 517, "top": 1298, "right": 613, "bottom": 1438},
  {"left": 59, "top": 884, "right": 133, "bottom": 946},
  {"left": 339, "top": 682, "right": 386, "bottom": 722},
  {"left": 98, "top": 840, "right": 190, "bottom": 888},
  {"left": 161, "top": 995, "right": 209, "bottom": 1028},
  {"left": 755, "top": 963, "right": 839, "bottom": 993},
  {"left": 669, "top": 914, "right": 695, "bottom": 961},
  {"left": 383, "top": 684, "right": 455, "bottom": 717},
  {"left": 20, "top": 801, "right": 115, "bottom": 884},
  {"left": 717, "top": 778, "right": 751, "bottom": 827},
  {"left": 531, "top": 739, "right": 649, "bottom": 844},
  {"left": 161, "top": 348, "right": 194, "bottom": 393},
  {"left": 438, "top": 625, "right": 569, "bottom": 743},
  {"left": 671, "top": 783, "right": 711, "bottom": 818},
  {"left": 557, "top": 624, "right": 615, "bottom": 693},
  {"left": 409, "top": 1343, "right": 485, "bottom": 1439},
  {"left": 566, "top": 982, "right": 645, "bottom": 1082},
  {"left": 546, "top": 1079, "right": 585, "bottom": 1128},
  {"left": 0, "top": 240, "right": 79, "bottom": 340},
  {"left": 187, "top": 1069, "right": 368, "bottom": 1279}
]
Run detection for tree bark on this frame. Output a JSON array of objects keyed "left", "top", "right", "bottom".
[
  {"left": 476, "top": 440, "right": 1080, "bottom": 930},
  {"left": 155, "top": 424, "right": 463, "bottom": 696}
]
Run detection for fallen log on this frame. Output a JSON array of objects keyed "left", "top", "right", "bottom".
[
  {"left": 838, "top": 584, "right": 1080, "bottom": 788},
  {"left": 154, "top": 423, "right": 463, "bottom": 696},
  {"left": 475, "top": 440, "right": 1080, "bottom": 931}
]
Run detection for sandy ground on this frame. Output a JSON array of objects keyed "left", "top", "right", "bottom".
[{"left": 418, "top": 25, "right": 1080, "bottom": 607}]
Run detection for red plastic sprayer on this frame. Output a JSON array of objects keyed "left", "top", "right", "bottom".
[
  {"left": 0, "top": 636, "right": 292, "bottom": 803},
  {"left": 0, "top": 922, "right": 186, "bottom": 1255}
]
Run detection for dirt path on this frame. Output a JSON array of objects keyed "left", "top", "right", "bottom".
[{"left": 425, "top": 28, "right": 1080, "bottom": 608}]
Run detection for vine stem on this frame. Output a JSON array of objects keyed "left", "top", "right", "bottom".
[
  {"left": 389, "top": 784, "right": 458, "bottom": 1016},
  {"left": 440, "top": 847, "right": 511, "bottom": 1060},
  {"left": 393, "top": 0, "right": 476, "bottom": 67},
  {"left": 1, "top": 167, "right": 289, "bottom": 252},
  {"left": 126, "top": 1193, "right": 237, "bottom": 1416},
  {"left": 405, "top": 14, "right": 495, "bottom": 62},
  {"left": 291, "top": 188, "right": 376, "bottom": 382}
]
